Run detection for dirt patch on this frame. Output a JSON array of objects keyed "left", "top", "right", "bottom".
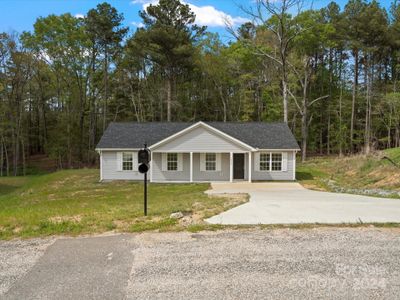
[
  {"left": 372, "top": 172, "right": 400, "bottom": 189},
  {"left": 48, "top": 215, "right": 82, "bottom": 224},
  {"left": 179, "top": 194, "right": 248, "bottom": 227}
]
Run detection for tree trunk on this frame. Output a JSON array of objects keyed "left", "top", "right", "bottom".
[
  {"left": 166, "top": 76, "right": 172, "bottom": 122},
  {"left": 282, "top": 73, "right": 288, "bottom": 123},
  {"left": 364, "top": 55, "right": 371, "bottom": 155},
  {"left": 301, "top": 63, "right": 309, "bottom": 163},
  {"left": 350, "top": 49, "right": 359, "bottom": 153},
  {"left": 21, "top": 137, "right": 26, "bottom": 176},
  {"left": 0, "top": 136, "right": 3, "bottom": 177},
  {"left": 103, "top": 48, "right": 108, "bottom": 132}
]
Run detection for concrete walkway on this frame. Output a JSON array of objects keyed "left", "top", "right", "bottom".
[{"left": 206, "top": 182, "right": 400, "bottom": 224}]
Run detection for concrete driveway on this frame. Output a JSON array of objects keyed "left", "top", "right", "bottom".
[{"left": 206, "top": 182, "right": 400, "bottom": 225}]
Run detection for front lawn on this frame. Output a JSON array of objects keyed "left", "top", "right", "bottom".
[{"left": 0, "top": 169, "right": 247, "bottom": 239}]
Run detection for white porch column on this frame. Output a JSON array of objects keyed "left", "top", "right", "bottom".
[
  {"left": 190, "top": 152, "right": 193, "bottom": 183},
  {"left": 248, "top": 152, "right": 252, "bottom": 183},
  {"left": 150, "top": 151, "right": 153, "bottom": 182},
  {"left": 229, "top": 152, "right": 233, "bottom": 183}
]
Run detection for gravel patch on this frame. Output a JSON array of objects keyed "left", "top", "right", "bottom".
[
  {"left": 0, "top": 238, "right": 55, "bottom": 295},
  {"left": 127, "top": 228, "right": 400, "bottom": 299}
]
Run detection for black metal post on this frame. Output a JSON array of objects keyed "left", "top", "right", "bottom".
[
  {"left": 144, "top": 143, "right": 148, "bottom": 216},
  {"left": 144, "top": 171, "right": 147, "bottom": 216}
]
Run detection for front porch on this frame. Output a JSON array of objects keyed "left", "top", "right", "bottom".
[{"left": 150, "top": 152, "right": 253, "bottom": 183}]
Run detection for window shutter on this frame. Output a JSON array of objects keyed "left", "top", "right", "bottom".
[
  {"left": 117, "top": 152, "right": 123, "bottom": 171},
  {"left": 254, "top": 152, "right": 260, "bottom": 172},
  {"left": 162, "top": 153, "right": 167, "bottom": 171},
  {"left": 200, "top": 153, "right": 206, "bottom": 172},
  {"left": 177, "top": 153, "right": 183, "bottom": 171},
  {"left": 132, "top": 152, "right": 138, "bottom": 172},
  {"left": 216, "top": 153, "right": 221, "bottom": 171},
  {"left": 282, "top": 152, "right": 288, "bottom": 171}
]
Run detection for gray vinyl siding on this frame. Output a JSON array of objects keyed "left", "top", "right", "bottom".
[
  {"left": 154, "top": 126, "right": 249, "bottom": 152},
  {"left": 101, "top": 151, "right": 142, "bottom": 181},
  {"left": 251, "top": 151, "right": 295, "bottom": 181},
  {"left": 192, "top": 153, "right": 230, "bottom": 181},
  {"left": 152, "top": 152, "right": 190, "bottom": 182},
  {"left": 100, "top": 150, "right": 296, "bottom": 182}
]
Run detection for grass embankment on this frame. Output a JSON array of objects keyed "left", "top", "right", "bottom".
[
  {"left": 0, "top": 169, "right": 247, "bottom": 239},
  {"left": 297, "top": 148, "right": 400, "bottom": 198}
]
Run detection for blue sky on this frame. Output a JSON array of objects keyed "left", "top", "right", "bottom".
[{"left": 0, "top": 0, "right": 391, "bottom": 41}]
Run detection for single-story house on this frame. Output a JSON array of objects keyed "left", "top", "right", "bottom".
[{"left": 96, "top": 121, "right": 300, "bottom": 183}]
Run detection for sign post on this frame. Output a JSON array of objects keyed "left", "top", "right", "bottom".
[{"left": 138, "top": 144, "right": 151, "bottom": 216}]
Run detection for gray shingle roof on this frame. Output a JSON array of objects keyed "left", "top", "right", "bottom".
[{"left": 96, "top": 122, "right": 300, "bottom": 150}]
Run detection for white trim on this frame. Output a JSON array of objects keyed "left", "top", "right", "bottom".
[
  {"left": 162, "top": 153, "right": 167, "bottom": 171},
  {"left": 150, "top": 151, "right": 153, "bottom": 182},
  {"left": 229, "top": 152, "right": 233, "bottom": 182},
  {"left": 100, "top": 150, "right": 103, "bottom": 181},
  {"left": 215, "top": 153, "right": 221, "bottom": 171},
  {"left": 177, "top": 153, "right": 183, "bottom": 171},
  {"left": 200, "top": 153, "right": 206, "bottom": 172},
  {"left": 117, "top": 152, "right": 123, "bottom": 171},
  {"left": 256, "top": 152, "right": 286, "bottom": 172},
  {"left": 256, "top": 149, "right": 300, "bottom": 151},
  {"left": 96, "top": 148, "right": 141, "bottom": 151},
  {"left": 293, "top": 152, "right": 296, "bottom": 180},
  {"left": 190, "top": 152, "right": 193, "bottom": 182},
  {"left": 151, "top": 180, "right": 231, "bottom": 184},
  {"left": 254, "top": 152, "right": 260, "bottom": 172},
  {"left": 282, "top": 152, "right": 288, "bottom": 172},
  {"left": 248, "top": 152, "right": 252, "bottom": 182},
  {"left": 152, "top": 150, "right": 248, "bottom": 153},
  {"left": 149, "top": 122, "right": 255, "bottom": 151}
]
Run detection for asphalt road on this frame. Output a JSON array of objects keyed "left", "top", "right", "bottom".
[{"left": 2, "top": 228, "right": 400, "bottom": 299}]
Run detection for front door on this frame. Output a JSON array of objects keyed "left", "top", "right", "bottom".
[{"left": 233, "top": 153, "right": 245, "bottom": 180}]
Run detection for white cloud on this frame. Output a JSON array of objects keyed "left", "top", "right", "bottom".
[
  {"left": 75, "top": 13, "right": 85, "bottom": 19},
  {"left": 131, "top": 21, "right": 145, "bottom": 28},
  {"left": 131, "top": 0, "right": 248, "bottom": 27}
]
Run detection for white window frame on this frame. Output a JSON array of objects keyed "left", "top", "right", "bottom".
[
  {"left": 205, "top": 153, "right": 217, "bottom": 171},
  {"left": 259, "top": 152, "right": 270, "bottom": 171},
  {"left": 117, "top": 152, "right": 138, "bottom": 172},
  {"left": 258, "top": 152, "right": 283, "bottom": 172},
  {"left": 200, "top": 153, "right": 221, "bottom": 172},
  {"left": 122, "top": 152, "right": 133, "bottom": 171},
  {"left": 271, "top": 153, "right": 283, "bottom": 171},
  {"left": 167, "top": 153, "right": 178, "bottom": 171}
]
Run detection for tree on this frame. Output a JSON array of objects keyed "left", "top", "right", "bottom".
[
  {"left": 239, "top": 0, "right": 307, "bottom": 123},
  {"left": 137, "top": 0, "right": 205, "bottom": 121},
  {"left": 86, "top": 2, "right": 128, "bottom": 131}
]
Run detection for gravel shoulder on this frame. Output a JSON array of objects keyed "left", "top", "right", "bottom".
[
  {"left": 127, "top": 228, "right": 400, "bottom": 299},
  {"left": 2, "top": 228, "right": 400, "bottom": 299},
  {"left": 0, "top": 238, "right": 55, "bottom": 295}
]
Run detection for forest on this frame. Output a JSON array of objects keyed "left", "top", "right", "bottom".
[{"left": 0, "top": 0, "right": 399, "bottom": 176}]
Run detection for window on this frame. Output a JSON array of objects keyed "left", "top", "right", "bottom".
[
  {"left": 205, "top": 153, "right": 217, "bottom": 171},
  {"left": 259, "top": 153, "right": 270, "bottom": 171},
  {"left": 271, "top": 153, "right": 282, "bottom": 171},
  {"left": 167, "top": 153, "right": 178, "bottom": 171},
  {"left": 122, "top": 153, "right": 133, "bottom": 171},
  {"left": 258, "top": 152, "right": 283, "bottom": 171}
]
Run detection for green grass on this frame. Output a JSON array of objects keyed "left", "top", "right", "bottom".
[
  {"left": 0, "top": 169, "right": 247, "bottom": 239},
  {"left": 297, "top": 148, "right": 400, "bottom": 197},
  {"left": 384, "top": 147, "right": 400, "bottom": 165}
]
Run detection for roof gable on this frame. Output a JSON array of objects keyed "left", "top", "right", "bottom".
[{"left": 150, "top": 122, "right": 253, "bottom": 152}]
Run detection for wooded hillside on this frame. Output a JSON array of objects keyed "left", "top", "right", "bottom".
[{"left": 1, "top": 0, "right": 399, "bottom": 175}]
